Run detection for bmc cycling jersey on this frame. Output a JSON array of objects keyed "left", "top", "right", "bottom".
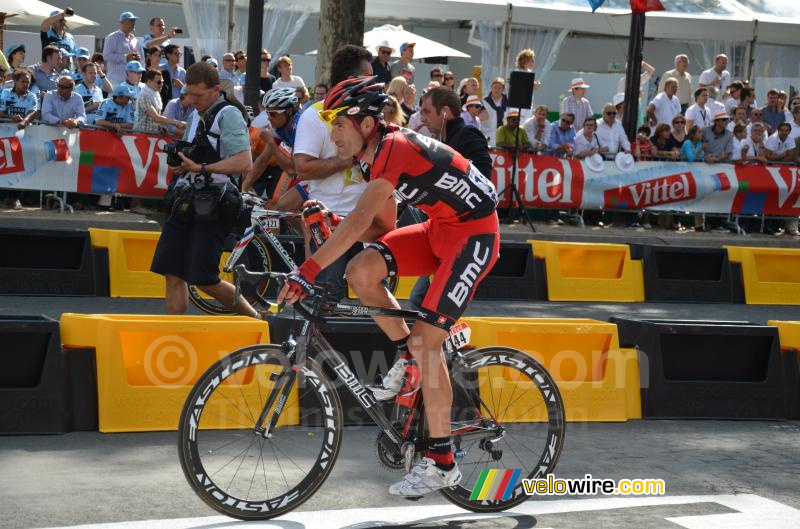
[{"left": 368, "top": 125, "right": 498, "bottom": 223}]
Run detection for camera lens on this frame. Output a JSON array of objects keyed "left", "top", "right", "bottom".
[
  {"left": 65, "top": 7, "right": 74, "bottom": 16},
  {"left": 175, "top": 28, "right": 183, "bottom": 34}
]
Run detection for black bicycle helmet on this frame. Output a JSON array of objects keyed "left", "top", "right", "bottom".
[{"left": 322, "top": 76, "right": 388, "bottom": 120}]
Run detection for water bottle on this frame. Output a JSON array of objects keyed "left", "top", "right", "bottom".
[
  {"left": 302, "top": 205, "right": 332, "bottom": 248},
  {"left": 395, "top": 360, "right": 421, "bottom": 408}
]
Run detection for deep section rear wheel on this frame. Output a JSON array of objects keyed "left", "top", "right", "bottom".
[
  {"left": 441, "top": 346, "right": 565, "bottom": 512},
  {"left": 178, "top": 344, "right": 343, "bottom": 520}
]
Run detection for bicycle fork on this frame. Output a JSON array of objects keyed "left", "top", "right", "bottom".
[{"left": 253, "top": 337, "right": 298, "bottom": 439}]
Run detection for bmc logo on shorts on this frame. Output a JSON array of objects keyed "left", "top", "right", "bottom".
[{"left": 446, "top": 241, "right": 491, "bottom": 308}]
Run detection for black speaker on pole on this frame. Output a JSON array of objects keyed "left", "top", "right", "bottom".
[{"left": 508, "top": 71, "right": 535, "bottom": 109}]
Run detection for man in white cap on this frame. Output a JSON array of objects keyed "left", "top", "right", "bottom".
[
  {"left": 104, "top": 12, "right": 145, "bottom": 85},
  {"left": 560, "top": 78, "right": 593, "bottom": 134},
  {"left": 701, "top": 111, "right": 733, "bottom": 163},
  {"left": 390, "top": 42, "right": 415, "bottom": 83},
  {"left": 372, "top": 40, "right": 393, "bottom": 84},
  {"left": 496, "top": 109, "right": 531, "bottom": 151},
  {"left": 40, "top": 10, "right": 76, "bottom": 57}
]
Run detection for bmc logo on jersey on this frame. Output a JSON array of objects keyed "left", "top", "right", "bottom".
[
  {"left": 0, "top": 137, "right": 24, "bottom": 175},
  {"left": 434, "top": 172, "right": 483, "bottom": 208}
]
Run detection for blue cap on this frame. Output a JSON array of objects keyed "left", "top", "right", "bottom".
[
  {"left": 50, "top": 10, "right": 61, "bottom": 17},
  {"left": 60, "top": 49, "right": 74, "bottom": 58},
  {"left": 112, "top": 84, "right": 134, "bottom": 98},
  {"left": 76, "top": 47, "right": 90, "bottom": 59},
  {"left": 399, "top": 42, "right": 415, "bottom": 54},
  {"left": 126, "top": 60, "right": 145, "bottom": 73},
  {"left": 205, "top": 58, "right": 218, "bottom": 68},
  {"left": 5, "top": 43, "right": 24, "bottom": 57},
  {"left": 119, "top": 11, "right": 139, "bottom": 22}
]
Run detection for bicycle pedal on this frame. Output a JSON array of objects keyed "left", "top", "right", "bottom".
[{"left": 404, "top": 495, "right": 424, "bottom": 502}]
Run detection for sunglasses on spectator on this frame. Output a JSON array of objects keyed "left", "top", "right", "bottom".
[
  {"left": 673, "top": 120, "right": 685, "bottom": 124},
  {"left": 432, "top": 74, "right": 443, "bottom": 78},
  {"left": 155, "top": 80, "right": 163, "bottom": 85},
  {"left": 236, "top": 56, "right": 246, "bottom": 61},
  {"left": 379, "top": 49, "right": 392, "bottom": 55},
  {"left": 57, "top": 84, "right": 72, "bottom": 89},
  {"left": 261, "top": 57, "right": 270, "bottom": 62},
  {"left": 605, "top": 111, "right": 617, "bottom": 116},
  {"left": 223, "top": 58, "right": 235, "bottom": 62},
  {"left": 444, "top": 76, "right": 454, "bottom": 80},
  {"left": 561, "top": 118, "right": 573, "bottom": 124}
]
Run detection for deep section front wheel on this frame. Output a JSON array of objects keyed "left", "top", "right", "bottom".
[{"left": 178, "top": 344, "right": 343, "bottom": 520}]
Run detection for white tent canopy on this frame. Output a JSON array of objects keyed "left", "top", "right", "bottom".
[{"left": 0, "top": 0, "right": 98, "bottom": 28}]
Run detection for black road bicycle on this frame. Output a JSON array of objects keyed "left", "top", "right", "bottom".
[
  {"left": 188, "top": 194, "right": 398, "bottom": 315},
  {"left": 178, "top": 269, "right": 565, "bottom": 520}
]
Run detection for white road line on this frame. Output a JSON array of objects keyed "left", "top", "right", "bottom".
[{"left": 42, "top": 494, "right": 800, "bottom": 529}]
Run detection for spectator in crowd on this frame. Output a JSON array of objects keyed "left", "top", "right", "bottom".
[
  {"left": 40, "top": 10, "right": 76, "bottom": 56},
  {"left": 312, "top": 83, "right": 328, "bottom": 102},
  {"left": 764, "top": 122, "right": 796, "bottom": 162},
  {"left": 685, "top": 88, "right": 712, "bottom": 131},
  {"left": 0, "top": 70, "right": 39, "bottom": 129},
  {"left": 681, "top": 125, "right": 705, "bottom": 162},
  {"left": 739, "top": 86, "right": 756, "bottom": 114},
  {"left": 219, "top": 52, "right": 243, "bottom": 102},
  {"left": 58, "top": 51, "right": 74, "bottom": 76},
  {"left": 549, "top": 112, "right": 576, "bottom": 157},
  {"left": 163, "top": 85, "right": 194, "bottom": 135},
  {"left": 730, "top": 123, "right": 747, "bottom": 162},
  {"left": 162, "top": 44, "right": 185, "bottom": 100},
  {"left": 234, "top": 50, "right": 247, "bottom": 78},
  {"left": 389, "top": 42, "right": 415, "bottom": 82},
  {"left": 495, "top": 109, "right": 530, "bottom": 151},
  {"left": 273, "top": 56, "right": 305, "bottom": 90},
  {"left": 646, "top": 77, "right": 681, "bottom": 127},
  {"left": 741, "top": 121, "right": 768, "bottom": 163},
  {"left": 71, "top": 47, "right": 89, "bottom": 82},
  {"left": 522, "top": 104, "right": 551, "bottom": 153},
  {"left": 651, "top": 123, "right": 680, "bottom": 159},
  {"left": 787, "top": 96, "right": 800, "bottom": 124},
  {"left": 574, "top": 116, "right": 601, "bottom": 159},
  {"left": 383, "top": 95, "right": 404, "bottom": 126},
  {"left": 658, "top": 54, "right": 692, "bottom": 112},
  {"left": 386, "top": 76, "right": 408, "bottom": 124},
  {"left": 596, "top": 103, "right": 631, "bottom": 154},
  {"left": 458, "top": 77, "right": 479, "bottom": 106},
  {"left": 515, "top": 48, "right": 542, "bottom": 92},
  {"left": 616, "top": 60, "right": 655, "bottom": 100},
  {"left": 746, "top": 107, "right": 766, "bottom": 136},
  {"left": 697, "top": 54, "right": 730, "bottom": 99},
  {"left": 761, "top": 89, "right": 784, "bottom": 134},
  {"left": 104, "top": 12, "right": 145, "bottom": 86},
  {"left": 74, "top": 63, "right": 104, "bottom": 124},
  {"left": 441, "top": 71, "right": 455, "bottom": 91},
  {"left": 483, "top": 77, "right": 508, "bottom": 130},
  {"left": 372, "top": 41, "right": 393, "bottom": 84},
  {"left": 259, "top": 49, "right": 275, "bottom": 92},
  {"left": 702, "top": 111, "right": 733, "bottom": 163},
  {"left": 121, "top": 60, "right": 146, "bottom": 103},
  {"left": 401, "top": 83, "right": 417, "bottom": 123},
  {"left": 789, "top": 106, "right": 800, "bottom": 143},
  {"left": 145, "top": 47, "right": 169, "bottom": 91},
  {"left": 706, "top": 86, "right": 726, "bottom": 116},
  {"left": 41, "top": 75, "right": 85, "bottom": 128},
  {"left": 142, "top": 18, "right": 179, "bottom": 50},
  {"left": 33, "top": 45, "right": 62, "bottom": 95},
  {"left": 728, "top": 106, "right": 747, "bottom": 132},
  {"left": 613, "top": 92, "right": 625, "bottom": 122},
  {"left": 724, "top": 81, "right": 743, "bottom": 114},
  {"left": 561, "top": 78, "right": 592, "bottom": 134},
  {"left": 633, "top": 125, "right": 653, "bottom": 159},
  {"left": 135, "top": 69, "right": 185, "bottom": 134},
  {"left": 460, "top": 94, "right": 485, "bottom": 130},
  {"left": 429, "top": 67, "right": 444, "bottom": 84},
  {"left": 95, "top": 84, "right": 135, "bottom": 132},
  {"left": 6, "top": 44, "right": 25, "bottom": 71},
  {"left": 296, "top": 85, "right": 310, "bottom": 106},
  {"left": 290, "top": 44, "right": 373, "bottom": 302},
  {"left": 671, "top": 114, "right": 687, "bottom": 147}
]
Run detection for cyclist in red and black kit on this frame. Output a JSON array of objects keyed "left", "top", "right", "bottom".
[{"left": 277, "top": 76, "right": 500, "bottom": 497}]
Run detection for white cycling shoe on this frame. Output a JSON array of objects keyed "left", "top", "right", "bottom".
[
  {"left": 389, "top": 457, "right": 462, "bottom": 497},
  {"left": 370, "top": 357, "right": 408, "bottom": 401}
]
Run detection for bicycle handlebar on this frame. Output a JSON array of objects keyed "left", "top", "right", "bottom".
[{"left": 233, "top": 265, "right": 319, "bottom": 321}]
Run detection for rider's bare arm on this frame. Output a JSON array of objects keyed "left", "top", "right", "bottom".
[
  {"left": 308, "top": 178, "right": 395, "bottom": 269},
  {"left": 293, "top": 153, "right": 352, "bottom": 181},
  {"left": 359, "top": 195, "right": 397, "bottom": 242}
]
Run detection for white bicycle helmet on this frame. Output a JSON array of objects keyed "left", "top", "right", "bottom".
[{"left": 262, "top": 87, "right": 299, "bottom": 111}]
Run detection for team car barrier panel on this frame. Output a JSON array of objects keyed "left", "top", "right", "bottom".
[
  {"left": 611, "top": 318, "right": 787, "bottom": 419},
  {"left": 530, "top": 240, "right": 645, "bottom": 302},
  {"left": 630, "top": 244, "right": 743, "bottom": 304},
  {"left": 0, "top": 315, "right": 96, "bottom": 434},
  {"left": 725, "top": 246, "right": 800, "bottom": 305},
  {"left": 0, "top": 227, "right": 108, "bottom": 297},
  {"left": 464, "top": 317, "right": 641, "bottom": 422},
  {"left": 767, "top": 320, "right": 800, "bottom": 419},
  {"left": 89, "top": 228, "right": 164, "bottom": 298},
  {"left": 58, "top": 314, "right": 282, "bottom": 432}
]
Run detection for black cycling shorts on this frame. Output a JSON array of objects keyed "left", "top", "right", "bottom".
[{"left": 150, "top": 217, "right": 230, "bottom": 287}]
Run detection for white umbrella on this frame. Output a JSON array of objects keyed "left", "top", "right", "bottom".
[
  {"left": 306, "top": 23, "right": 471, "bottom": 59},
  {"left": 365, "top": 24, "right": 470, "bottom": 59},
  {"left": 0, "top": 0, "right": 98, "bottom": 28}
]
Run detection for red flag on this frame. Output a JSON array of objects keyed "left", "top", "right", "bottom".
[{"left": 631, "top": 0, "right": 665, "bottom": 13}]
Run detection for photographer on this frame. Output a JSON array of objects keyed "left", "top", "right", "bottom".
[{"left": 150, "top": 62, "right": 258, "bottom": 317}]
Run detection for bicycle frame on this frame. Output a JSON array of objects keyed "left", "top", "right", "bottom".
[
  {"left": 222, "top": 207, "right": 300, "bottom": 274},
  {"left": 254, "top": 283, "right": 505, "bottom": 457}
]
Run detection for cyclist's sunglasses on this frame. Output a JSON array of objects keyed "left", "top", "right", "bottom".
[{"left": 319, "top": 106, "right": 352, "bottom": 123}]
